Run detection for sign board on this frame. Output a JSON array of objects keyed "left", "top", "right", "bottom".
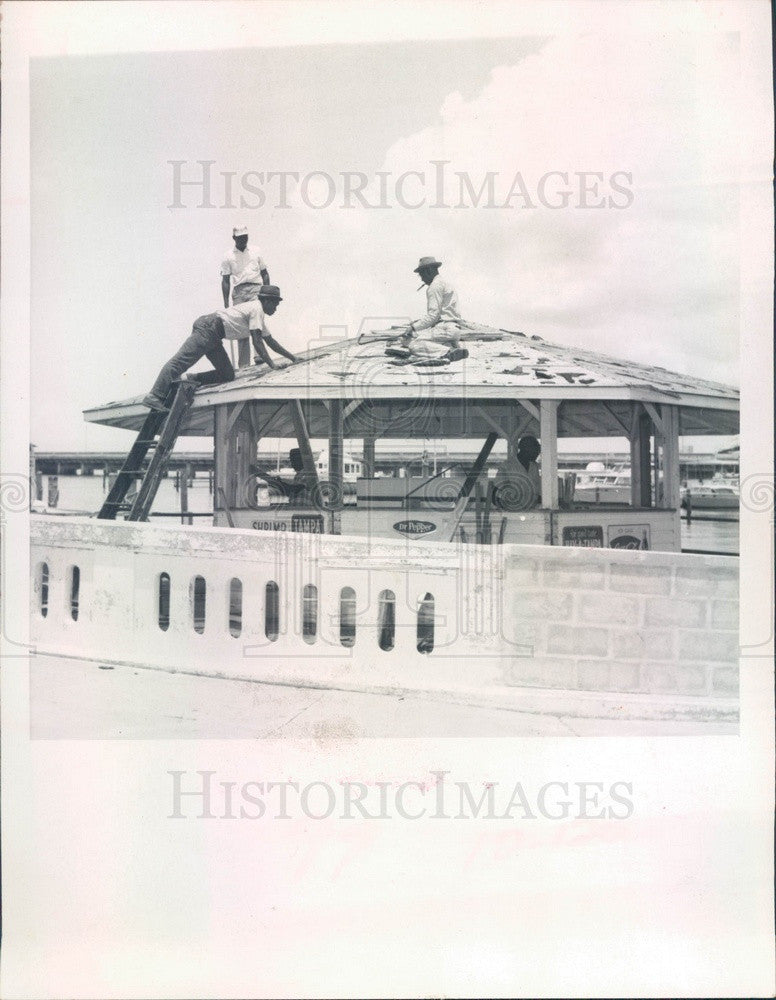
[
  {"left": 393, "top": 519, "right": 437, "bottom": 536},
  {"left": 291, "top": 514, "right": 325, "bottom": 534},
  {"left": 608, "top": 524, "right": 651, "bottom": 550},
  {"left": 250, "top": 514, "right": 325, "bottom": 534},
  {"left": 562, "top": 525, "right": 604, "bottom": 547}
]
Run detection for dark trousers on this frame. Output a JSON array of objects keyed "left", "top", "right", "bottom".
[{"left": 150, "top": 314, "right": 235, "bottom": 400}]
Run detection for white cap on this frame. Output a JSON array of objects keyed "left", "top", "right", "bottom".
[{"left": 232, "top": 225, "right": 248, "bottom": 237}]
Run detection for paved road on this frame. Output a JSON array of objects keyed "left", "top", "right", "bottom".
[{"left": 29, "top": 655, "right": 737, "bottom": 739}]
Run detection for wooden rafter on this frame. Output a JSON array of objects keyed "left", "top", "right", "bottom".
[
  {"left": 289, "top": 400, "right": 319, "bottom": 486},
  {"left": 601, "top": 401, "right": 632, "bottom": 437},
  {"left": 643, "top": 402, "right": 665, "bottom": 436},
  {"left": 473, "top": 404, "right": 509, "bottom": 440},
  {"left": 225, "top": 400, "right": 248, "bottom": 436}
]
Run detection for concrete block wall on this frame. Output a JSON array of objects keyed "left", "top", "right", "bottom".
[{"left": 500, "top": 545, "right": 739, "bottom": 698}]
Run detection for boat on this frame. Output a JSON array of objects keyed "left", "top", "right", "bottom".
[
  {"left": 570, "top": 462, "right": 632, "bottom": 505},
  {"left": 680, "top": 481, "right": 740, "bottom": 510}
]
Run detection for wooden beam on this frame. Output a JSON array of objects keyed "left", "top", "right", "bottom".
[
  {"left": 213, "top": 405, "right": 229, "bottom": 515},
  {"left": 680, "top": 408, "right": 718, "bottom": 433},
  {"left": 344, "top": 399, "right": 364, "bottom": 419},
  {"left": 601, "top": 401, "right": 632, "bottom": 437},
  {"left": 216, "top": 487, "right": 234, "bottom": 527},
  {"left": 362, "top": 435, "right": 376, "bottom": 479},
  {"left": 458, "top": 432, "right": 499, "bottom": 499},
  {"left": 445, "top": 433, "right": 499, "bottom": 541},
  {"left": 661, "top": 404, "right": 681, "bottom": 509},
  {"left": 643, "top": 401, "right": 665, "bottom": 436},
  {"left": 234, "top": 420, "right": 256, "bottom": 508},
  {"left": 254, "top": 401, "right": 287, "bottom": 441},
  {"left": 540, "top": 400, "right": 559, "bottom": 509},
  {"left": 473, "top": 404, "right": 509, "bottom": 440},
  {"left": 630, "top": 405, "right": 652, "bottom": 508},
  {"left": 225, "top": 400, "right": 248, "bottom": 436},
  {"left": 289, "top": 400, "right": 319, "bottom": 487},
  {"left": 629, "top": 402, "right": 642, "bottom": 440},
  {"left": 244, "top": 401, "right": 261, "bottom": 441},
  {"left": 557, "top": 412, "right": 593, "bottom": 437},
  {"left": 512, "top": 412, "right": 535, "bottom": 451},
  {"left": 329, "top": 399, "right": 344, "bottom": 534},
  {"left": 517, "top": 399, "right": 540, "bottom": 422}
]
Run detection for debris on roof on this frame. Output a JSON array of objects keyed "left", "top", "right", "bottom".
[{"left": 84, "top": 322, "right": 739, "bottom": 437}]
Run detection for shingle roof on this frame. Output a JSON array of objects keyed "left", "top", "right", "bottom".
[{"left": 84, "top": 324, "right": 739, "bottom": 438}]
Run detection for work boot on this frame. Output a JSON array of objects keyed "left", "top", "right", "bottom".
[
  {"left": 446, "top": 347, "right": 469, "bottom": 363},
  {"left": 414, "top": 357, "right": 451, "bottom": 367},
  {"left": 142, "top": 393, "right": 168, "bottom": 411}
]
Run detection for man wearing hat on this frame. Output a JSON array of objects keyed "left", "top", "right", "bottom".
[
  {"left": 221, "top": 226, "right": 270, "bottom": 306},
  {"left": 143, "top": 285, "right": 296, "bottom": 410},
  {"left": 388, "top": 257, "right": 467, "bottom": 364}
]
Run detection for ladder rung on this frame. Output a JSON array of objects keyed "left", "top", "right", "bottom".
[{"left": 99, "top": 382, "right": 194, "bottom": 520}]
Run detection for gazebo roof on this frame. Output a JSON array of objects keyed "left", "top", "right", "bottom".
[{"left": 84, "top": 324, "right": 739, "bottom": 438}]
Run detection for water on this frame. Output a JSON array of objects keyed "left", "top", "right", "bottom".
[
  {"left": 37, "top": 473, "right": 740, "bottom": 555},
  {"left": 40, "top": 471, "right": 214, "bottom": 520}
]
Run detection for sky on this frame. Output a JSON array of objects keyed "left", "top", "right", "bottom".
[{"left": 30, "top": 30, "right": 746, "bottom": 452}]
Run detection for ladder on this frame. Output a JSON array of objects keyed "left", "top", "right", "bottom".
[{"left": 97, "top": 381, "right": 196, "bottom": 521}]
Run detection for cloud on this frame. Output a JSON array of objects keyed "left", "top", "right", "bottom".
[{"left": 292, "top": 33, "right": 743, "bottom": 385}]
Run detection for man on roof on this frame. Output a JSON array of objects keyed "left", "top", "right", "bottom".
[
  {"left": 142, "top": 285, "right": 297, "bottom": 410},
  {"left": 221, "top": 225, "right": 270, "bottom": 306},
  {"left": 386, "top": 256, "right": 468, "bottom": 366}
]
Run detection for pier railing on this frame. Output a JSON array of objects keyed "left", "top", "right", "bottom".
[{"left": 30, "top": 517, "right": 739, "bottom": 709}]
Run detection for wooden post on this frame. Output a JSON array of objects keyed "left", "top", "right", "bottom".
[
  {"left": 289, "top": 400, "right": 319, "bottom": 488},
  {"left": 35, "top": 471, "right": 43, "bottom": 501},
  {"left": 180, "top": 464, "right": 189, "bottom": 524},
  {"left": 630, "top": 405, "right": 652, "bottom": 508},
  {"left": 539, "top": 400, "right": 559, "bottom": 510},
  {"left": 214, "top": 405, "right": 229, "bottom": 518},
  {"left": 363, "top": 435, "right": 375, "bottom": 479},
  {"left": 47, "top": 476, "right": 59, "bottom": 508},
  {"left": 329, "top": 399, "right": 344, "bottom": 534},
  {"left": 661, "top": 405, "right": 681, "bottom": 510},
  {"left": 506, "top": 405, "right": 519, "bottom": 463},
  {"left": 234, "top": 412, "right": 256, "bottom": 510}
]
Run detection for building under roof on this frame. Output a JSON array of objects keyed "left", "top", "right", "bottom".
[
  {"left": 84, "top": 324, "right": 739, "bottom": 549},
  {"left": 85, "top": 324, "right": 739, "bottom": 440}
]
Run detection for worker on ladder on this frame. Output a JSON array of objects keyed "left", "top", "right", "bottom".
[{"left": 142, "top": 285, "right": 296, "bottom": 410}]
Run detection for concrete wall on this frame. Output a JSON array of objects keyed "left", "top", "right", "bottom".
[{"left": 30, "top": 517, "right": 738, "bottom": 710}]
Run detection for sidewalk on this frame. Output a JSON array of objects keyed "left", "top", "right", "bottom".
[{"left": 30, "top": 654, "right": 738, "bottom": 739}]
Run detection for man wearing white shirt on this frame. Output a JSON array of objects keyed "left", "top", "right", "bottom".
[
  {"left": 387, "top": 257, "right": 468, "bottom": 364},
  {"left": 143, "top": 285, "right": 296, "bottom": 409},
  {"left": 221, "top": 225, "right": 270, "bottom": 306}
]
